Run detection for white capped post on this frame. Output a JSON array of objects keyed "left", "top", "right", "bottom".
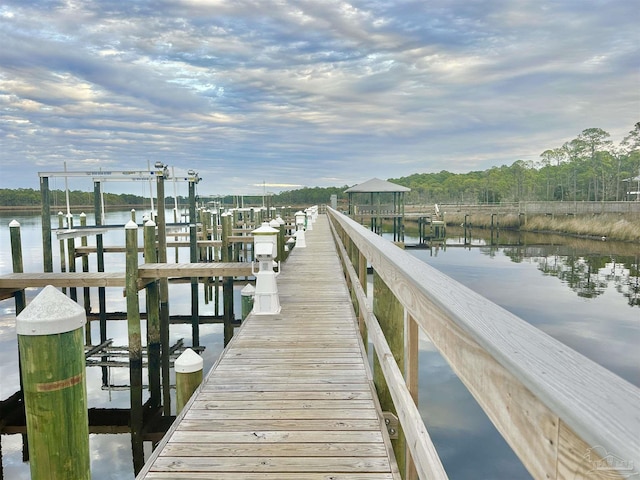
[{"left": 251, "top": 222, "right": 281, "bottom": 314}]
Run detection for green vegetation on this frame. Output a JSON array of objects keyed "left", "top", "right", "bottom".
[
  {"left": 390, "top": 124, "right": 640, "bottom": 204},
  {"left": 1, "top": 124, "right": 638, "bottom": 208},
  {"left": 0, "top": 188, "right": 147, "bottom": 208}
]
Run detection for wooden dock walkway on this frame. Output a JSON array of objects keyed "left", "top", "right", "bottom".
[{"left": 137, "top": 215, "right": 400, "bottom": 479}]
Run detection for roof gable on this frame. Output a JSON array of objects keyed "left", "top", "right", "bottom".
[{"left": 344, "top": 177, "right": 411, "bottom": 193}]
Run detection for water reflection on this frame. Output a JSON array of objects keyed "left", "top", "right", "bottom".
[{"left": 1, "top": 212, "right": 638, "bottom": 479}]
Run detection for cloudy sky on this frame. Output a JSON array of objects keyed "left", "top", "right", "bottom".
[{"left": 0, "top": 0, "right": 638, "bottom": 196}]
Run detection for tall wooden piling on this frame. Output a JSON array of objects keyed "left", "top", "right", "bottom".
[
  {"left": 79, "top": 213, "right": 92, "bottom": 321},
  {"left": 175, "top": 349, "right": 203, "bottom": 413},
  {"left": 221, "top": 213, "right": 234, "bottom": 345},
  {"left": 16, "top": 285, "right": 90, "bottom": 480},
  {"left": 125, "top": 220, "right": 144, "bottom": 473},
  {"left": 39, "top": 176, "right": 53, "bottom": 273},
  {"left": 9, "top": 220, "right": 26, "bottom": 313},
  {"left": 155, "top": 166, "right": 171, "bottom": 415},
  {"left": 373, "top": 271, "right": 407, "bottom": 478},
  {"left": 190, "top": 223, "right": 200, "bottom": 347},
  {"left": 144, "top": 220, "right": 162, "bottom": 410},
  {"left": 58, "top": 212, "right": 66, "bottom": 294},
  {"left": 93, "top": 181, "right": 108, "bottom": 386},
  {"left": 66, "top": 218, "right": 78, "bottom": 302}
]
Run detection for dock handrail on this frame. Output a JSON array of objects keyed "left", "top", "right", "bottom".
[{"left": 327, "top": 207, "right": 639, "bottom": 479}]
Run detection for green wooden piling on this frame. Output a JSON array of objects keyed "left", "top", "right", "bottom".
[
  {"left": 9, "top": 220, "right": 26, "bottom": 313},
  {"left": 40, "top": 176, "right": 53, "bottom": 273},
  {"left": 67, "top": 217, "right": 77, "bottom": 302},
  {"left": 17, "top": 285, "right": 90, "bottom": 480},
  {"left": 241, "top": 283, "right": 255, "bottom": 320},
  {"left": 144, "top": 220, "right": 161, "bottom": 410},
  {"left": 190, "top": 223, "right": 200, "bottom": 347},
  {"left": 79, "top": 213, "right": 91, "bottom": 321},
  {"left": 175, "top": 348, "right": 203, "bottom": 413},
  {"left": 125, "top": 220, "right": 144, "bottom": 473},
  {"left": 221, "top": 213, "right": 234, "bottom": 345},
  {"left": 93, "top": 181, "right": 108, "bottom": 386},
  {"left": 373, "top": 271, "right": 407, "bottom": 478},
  {"left": 156, "top": 167, "right": 171, "bottom": 416},
  {"left": 58, "top": 212, "right": 66, "bottom": 294}
]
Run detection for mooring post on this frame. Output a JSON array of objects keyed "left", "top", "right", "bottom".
[
  {"left": 144, "top": 220, "right": 162, "bottom": 410},
  {"left": 373, "top": 271, "right": 407, "bottom": 478},
  {"left": 9, "top": 220, "right": 27, "bottom": 313},
  {"left": 125, "top": 220, "right": 144, "bottom": 473},
  {"left": 57, "top": 212, "right": 67, "bottom": 294},
  {"left": 175, "top": 348, "right": 203, "bottom": 413},
  {"left": 16, "top": 285, "right": 90, "bottom": 480},
  {"left": 221, "top": 213, "right": 235, "bottom": 344},
  {"left": 66, "top": 216, "right": 77, "bottom": 302},
  {"left": 190, "top": 223, "right": 200, "bottom": 347},
  {"left": 79, "top": 213, "right": 91, "bottom": 323},
  {"left": 93, "top": 180, "right": 108, "bottom": 386},
  {"left": 155, "top": 163, "right": 172, "bottom": 416},
  {"left": 241, "top": 284, "right": 255, "bottom": 320},
  {"left": 39, "top": 176, "right": 53, "bottom": 273}
]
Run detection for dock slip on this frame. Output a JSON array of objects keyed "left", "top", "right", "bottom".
[{"left": 136, "top": 216, "right": 401, "bottom": 479}]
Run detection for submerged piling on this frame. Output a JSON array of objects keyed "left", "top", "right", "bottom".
[{"left": 16, "top": 285, "right": 90, "bottom": 480}]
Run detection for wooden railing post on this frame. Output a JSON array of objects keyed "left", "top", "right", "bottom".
[
  {"left": 358, "top": 250, "right": 368, "bottom": 349},
  {"left": 406, "top": 314, "right": 419, "bottom": 480},
  {"left": 373, "top": 270, "right": 407, "bottom": 478}
]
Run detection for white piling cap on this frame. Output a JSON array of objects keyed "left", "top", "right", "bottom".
[
  {"left": 9, "top": 219, "right": 20, "bottom": 227},
  {"left": 175, "top": 348, "right": 203, "bottom": 373},
  {"left": 125, "top": 219, "right": 138, "bottom": 229},
  {"left": 145, "top": 219, "right": 156, "bottom": 227},
  {"left": 241, "top": 283, "right": 256, "bottom": 296},
  {"left": 16, "top": 285, "right": 87, "bottom": 336}
]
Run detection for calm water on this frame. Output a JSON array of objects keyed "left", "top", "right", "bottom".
[{"left": 0, "top": 211, "right": 638, "bottom": 479}]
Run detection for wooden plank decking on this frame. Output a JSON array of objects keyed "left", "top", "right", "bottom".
[{"left": 137, "top": 215, "right": 400, "bottom": 479}]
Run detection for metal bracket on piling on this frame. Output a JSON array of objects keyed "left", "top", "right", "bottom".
[{"left": 382, "top": 412, "right": 399, "bottom": 439}]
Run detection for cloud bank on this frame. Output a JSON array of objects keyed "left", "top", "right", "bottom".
[{"left": 1, "top": 0, "right": 638, "bottom": 195}]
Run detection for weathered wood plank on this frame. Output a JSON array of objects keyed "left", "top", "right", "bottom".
[
  {"left": 138, "top": 262, "right": 253, "bottom": 278},
  {"left": 160, "top": 442, "right": 388, "bottom": 457},
  {"left": 0, "top": 271, "right": 125, "bottom": 288},
  {"left": 149, "top": 456, "right": 391, "bottom": 473},
  {"left": 144, "top": 474, "right": 395, "bottom": 480},
  {"left": 176, "top": 419, "right": 382, "bottom": 432}
]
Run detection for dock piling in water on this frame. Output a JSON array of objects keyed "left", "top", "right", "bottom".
[
  {"left": 175, "top": 348, "right": 203, "bottom": 413},
  {"left": 16, "top": 285, "right": 90, "bottom": 480}
]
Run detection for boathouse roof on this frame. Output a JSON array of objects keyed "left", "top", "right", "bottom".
[{"left": 344, "top": 177, "right": 410, "bottom": 193}]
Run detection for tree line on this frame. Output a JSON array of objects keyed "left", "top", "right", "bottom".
[
  {"left": 389, "top": 123, "right": 640, "bottom": 204},
  {"left": 2, "top": 123, "right": 638, "bottom": 207},
  {"left": 0, "top": 188, "right": 149, "bottom": 208}
]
